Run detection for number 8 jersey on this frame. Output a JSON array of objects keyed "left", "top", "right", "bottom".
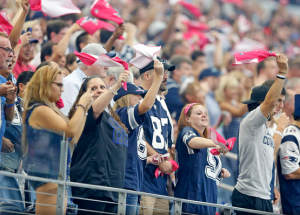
[
  {"left": 174, "top": 126, "right": 222, "bottom": 215},
  {"left": 142, "top": 95, "right": 174, "bottom": 196}
]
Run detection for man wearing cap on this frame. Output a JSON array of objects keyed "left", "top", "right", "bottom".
[
  {"left": 277, "top": 95, "right": 300, "bottom": 215},
  {"left": 12, "top": 35, "right": 38, "bottom": 78},
  {"left": 61, "top": 43, "right": 115, "bottom": 116},
  {"left": 232, "top": 54, "right": 289, "bottom": 214},
  {"left": 138, "top": 57, "right": 175, "bottom": 215},
  {"left": 199, "top": 67, "right": 225, "bottom": 134}
]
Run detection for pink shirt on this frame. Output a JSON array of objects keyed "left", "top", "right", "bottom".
[{"left": 13, "top": 60, "right": 36, "bottom": 78}]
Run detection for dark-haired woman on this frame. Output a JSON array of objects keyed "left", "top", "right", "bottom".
[
  {"left": 174, "top": 103, "right": 230, "bottom": 215},
  {"left": 69, "top": 70, "right": 130, "bottom": 215}
]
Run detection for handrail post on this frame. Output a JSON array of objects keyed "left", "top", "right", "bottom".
[
  {"left": 224, "top": 208, "right": 231, "bottom": 215},
  {"left": 118, "top": 191, "right": 127, "bottom": 215},
  {"left": 174, "top": 200, "right": 182, "bottom": 215},
  {"left": 56, "top": 136, "right": 68, "bottom": 215}
]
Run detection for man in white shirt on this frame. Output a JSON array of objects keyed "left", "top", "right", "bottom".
[
  {"left": 61, "top": 43, "right": 115, "bottom": 116},
  {"left": 232, "top": 54, "right": 288, "bottom": 214}
]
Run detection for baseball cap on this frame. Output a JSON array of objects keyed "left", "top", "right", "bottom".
[
  {"left": 113, "top": 83, "right": 148, "bottom": 101},
  {"left": 242, "top": 85, "right": 270, "bottom": 104},
  {"left": 77, "top": 43, "right": 116, "bottom": 63},
  {"left": 199, "top": 67, "right": 222, "bottom": 81},
  {"left": 295, "top": 94, "right": 300, "bottom": 116},
  {"left": 139, "top": 56, "right": 176, "bottom": 75}
]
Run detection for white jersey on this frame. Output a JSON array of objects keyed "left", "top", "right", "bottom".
[{"left": 278, "top": 125, "right": 300, "bottom": 175}]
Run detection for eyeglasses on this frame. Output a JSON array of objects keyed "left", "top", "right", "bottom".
[
  {"left": 52, "top": 82, "right": 63, "bottom": 90},
  {"left": 0, "top": 47, "right": 14, "bottom": 55}
]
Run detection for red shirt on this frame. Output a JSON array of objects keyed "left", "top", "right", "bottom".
[{"left": 13, "top": 60, "right": 36, "bottom": 78}]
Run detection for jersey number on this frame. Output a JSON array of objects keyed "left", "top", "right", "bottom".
[
  {"left": 109, "top": 117, "right": 128, "bottom": 147},
  {"left": 137, "top": 126, "right": 147, "bottom": 160},
  {"left": 150, "top": 116, "right": 168, "bottom": 150},
  {"left": 205, "top": 149, "right": 222, "bottom": 180}
]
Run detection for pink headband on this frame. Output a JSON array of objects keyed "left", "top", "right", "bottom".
[{"left": 184, "top": 103, "right": 197, "bottom": 116}]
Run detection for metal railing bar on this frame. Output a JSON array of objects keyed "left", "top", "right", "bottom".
[
  {"left": 0, "top": 198, "right": 56, "bottom": 208},
  {"left": 0, "top": 209, "right": 33, "bottom": 215},
  {"left": 66, "top": 196, "right": 118, "bottom": 205},
  {"left": 74, "top": 207, "right": 116, "bottom": 214},
  {"left": 224, "top": 152, "right": 238, "bottom": 160},
  {"left": 0, "top": 171, "right": 281, "bottom": 215},
  {"left": 0, "top": 186, "right": 57, "bottom": 197},
  {"left": 219, "top": 183, "right": 235, "bottom": 192},
  {"left": 0, "top": 171, "right": 64, "bottom": 185}
]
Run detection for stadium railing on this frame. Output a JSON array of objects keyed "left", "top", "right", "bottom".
[{"left": 0, "top": 124, "right": 281, "bottom": 215}]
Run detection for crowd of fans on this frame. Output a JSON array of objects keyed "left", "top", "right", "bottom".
[{"left": 0, "top": 0, "right": 300, "bottom": 214}]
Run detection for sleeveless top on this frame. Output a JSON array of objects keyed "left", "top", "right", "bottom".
[{"left": 23, "top": 103, "right": 71, "bottom": 179}]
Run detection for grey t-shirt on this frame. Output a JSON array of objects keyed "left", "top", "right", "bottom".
[{"left": 235, "top": 106, "right": 274, "bottom": 200}]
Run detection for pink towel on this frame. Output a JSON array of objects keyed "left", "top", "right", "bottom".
[{"left": 154, "top": 159, "right": 179, "bottom": 178}]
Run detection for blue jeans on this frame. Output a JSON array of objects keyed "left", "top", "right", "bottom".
[{"left": 126, "top": 193, "right": 139, "bottom": 215}]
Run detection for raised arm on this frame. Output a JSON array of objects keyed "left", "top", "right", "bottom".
[
  {"left": 138, "top": 60, "right": 164, "bottom": 115},
  {"left": 9, "top": 0, "right": 30, "bottom": 49},
  {"left": 92, "top": 70, "right": 130, "bottom": 119},
  {"left": 104, "top": 24, "right": 125, "bottom": 52},
  {"left": 51, "top": 23, "right": 82, "bottom": 64},
  {"left": 260, "top": 55, "right": 288, "bottom": 118},
  {"left": 28, "top": 89, "right": 94, "bottom": 138}
]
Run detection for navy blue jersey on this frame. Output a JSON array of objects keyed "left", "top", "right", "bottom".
[
  {"left": 174, "top": 127, "right": 221, "bottom": 215},
  {"left": 277, "top": 125, "right": 300, "bottom": 215},
  {"left": 142, "top": 95, "right": 174, "bottom": 195},
  {"left": 116, "top": 105, "right": 147, "bottom": 192}
]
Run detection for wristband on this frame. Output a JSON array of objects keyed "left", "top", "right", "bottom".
[
  {"left": 109, "top": 87, "right": 118, "bottom": 95},
  {"left": 276, "top": 74, "right": 286, "bottom": 80},
  {"left": 6, "top": 102, "right": 15, "bottom": 107},
  {"left": 76, "top": 104, "right": 88, "bottom": 116},
  {"left": 274, "top": 130, "right": 283, "bottom": 137}
]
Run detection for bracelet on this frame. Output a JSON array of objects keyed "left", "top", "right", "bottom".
[
  {"left": 109, "top": 87, "right": 118, "bottom": 95},
  {"left": 274, "top": 130, "right": 283, "bottom": 137},
  {"left": 279, "top": 71, "right": 287, "bottom": 75},
  {"left": 76, "top": 104, "right": 88, "bottom": 116},
  {"left": 6, "top": 102, "right": 15, "bottom": 107},
  {"left": 276, "top": 74, "right": 286, "bottom": 80}
]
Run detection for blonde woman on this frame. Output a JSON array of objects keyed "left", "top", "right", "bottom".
[
  {"left": 22, "top": 66, "right": 93, "bottom": 215},
  {"left": 113, "top": 60, "right": 164, "bottom": 214}
]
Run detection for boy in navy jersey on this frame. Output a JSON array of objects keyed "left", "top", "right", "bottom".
[
  {"left": 277, "top": 95, "right": 300, "bottom": 215},
  {"left": 139, "top": 57, "right": 175, "bottom": 215}
]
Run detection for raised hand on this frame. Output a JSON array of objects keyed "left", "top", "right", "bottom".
[
  {"left": 153, "top": 60, "right": 164, "bottom": 77},
  {"left": 20, "top": 31, "right": 32, "bottom": 46},
  {"left": 276, "top": 54, "right": 288, "bottom": 74},
  {"left": 79, "top": 88, "right": 94, "bottom": 111},
  {"left": 113, "top": 24, "right": 125, "bottom": 39},
  {"left": 21, "top": 0, "right": 30, "bottom": 13},
  {"left": 116, "top": 70, "right": 130, "bottom": 89}
]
